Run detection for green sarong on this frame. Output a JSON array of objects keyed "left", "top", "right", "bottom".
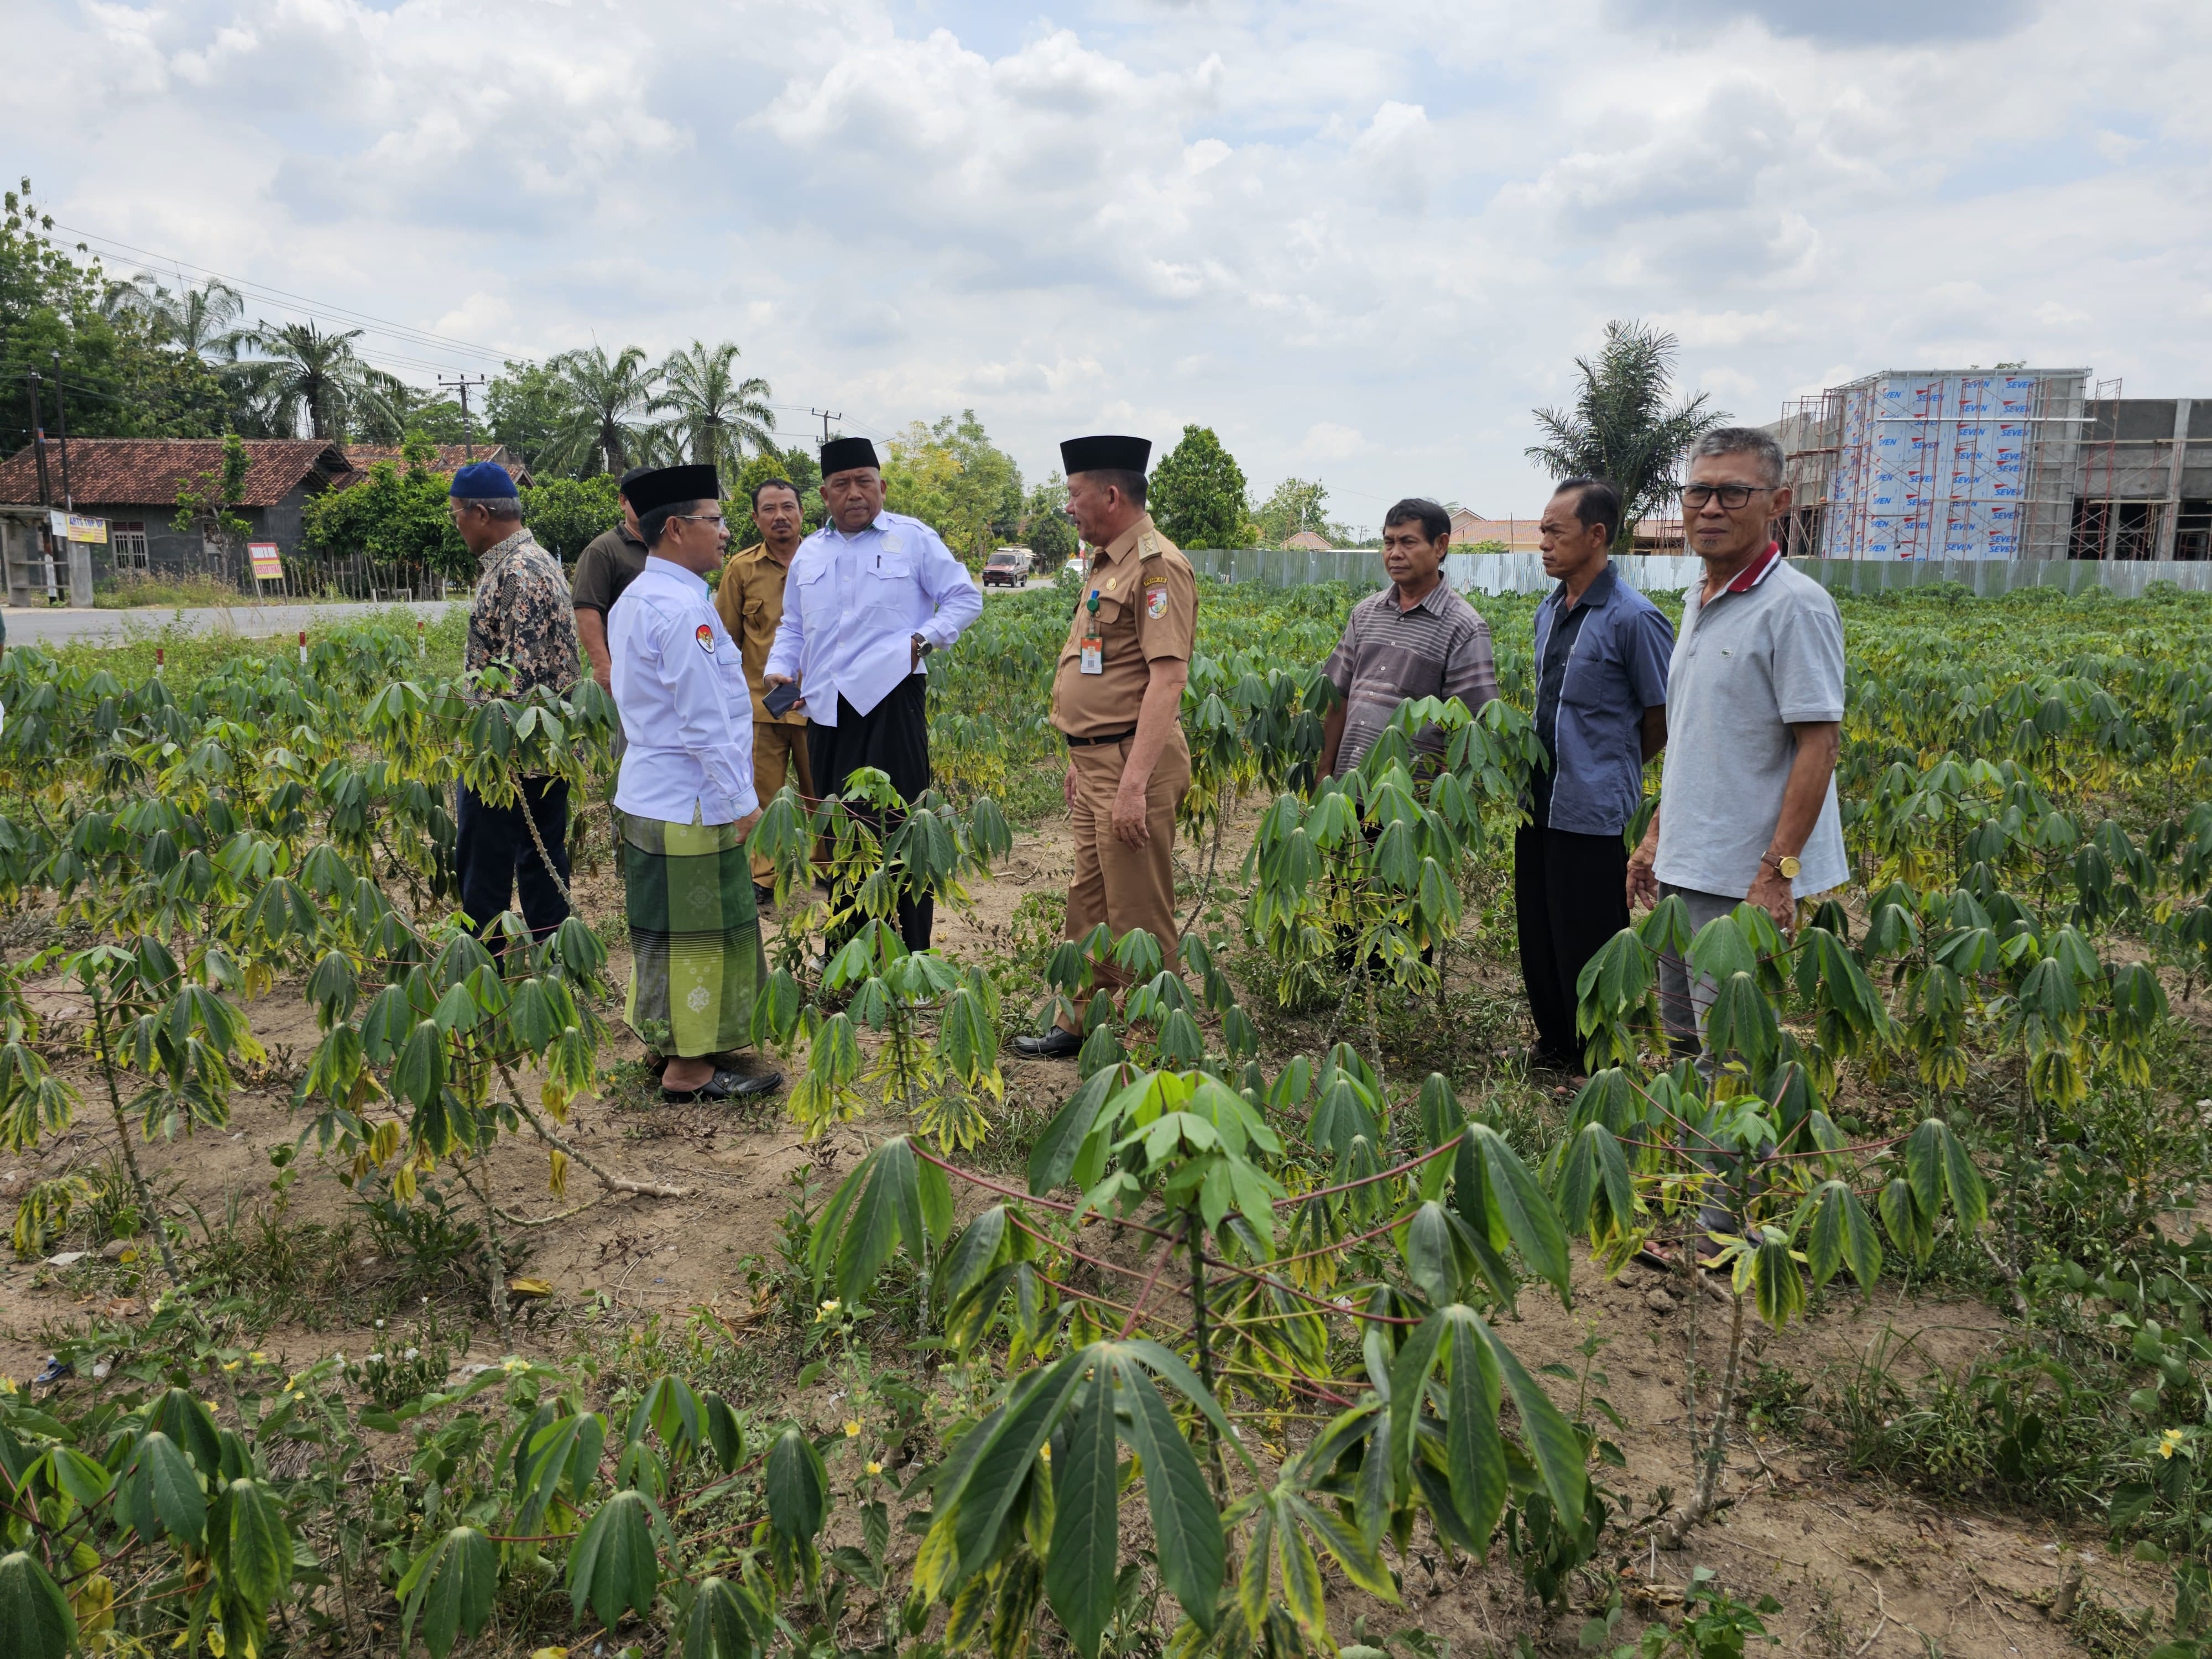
[{"left": 619, "top": 811, "right": 766, "bottom": 1058}]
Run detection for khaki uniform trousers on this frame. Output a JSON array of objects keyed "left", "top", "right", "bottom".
[
  {"left": 1060, "top": 727, "right": 1191, "bottom": 1028},
  {"left": 752, "top": 721, "right": 815, "bottom": 881}
]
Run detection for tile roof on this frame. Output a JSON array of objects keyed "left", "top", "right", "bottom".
[
  {"left": 0, "top": 437, "right": 351, "bottom": 509},
  {"left": 336, "top": 443, "right": 533, "bottom": 488}
]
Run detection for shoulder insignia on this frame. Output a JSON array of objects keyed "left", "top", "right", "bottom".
[{"left": 1138, "top": 530, "right": 1162, "bottom": 561}]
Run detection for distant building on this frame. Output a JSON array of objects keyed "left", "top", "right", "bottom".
[
  {"left": 335, "top": 443, "right": 534, "bottom": 491},
  {"left": 1281, "top": 529, "right": 1334, "bottom": 551},
  {"left": 0, "top": 437, "right": 353, "bottom": 590},
  {"left": 1772, "top": 369, "right": 2212, "bottom": 562},
  {"left": 1444, "top": 504, "right": 1545, "bottom": 554}
]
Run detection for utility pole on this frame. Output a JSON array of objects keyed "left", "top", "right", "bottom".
[
  {"left": 24, "top": 373, "right": 56, "bottom": 603},
  {"left": 49, "top": 352, "right": 72, "bottom": 508},
  {"left": 437, "top": 373, "right": 490, "bottom": 458},
  {"left": 810, "top": 408, "right": 843, "bottom": 445}
]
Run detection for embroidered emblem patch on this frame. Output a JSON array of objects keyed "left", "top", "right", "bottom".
[
  {"left": 1145, "top": 583, "right": 1170, "bottom": 619},
  {"left": 695, "top": 623, "right": 716, "bottom": 653}
]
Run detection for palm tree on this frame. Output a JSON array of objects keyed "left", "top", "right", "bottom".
[
  {"left": 231, "top": 319, "right": 401, "bottom": 440},
  {"left": 650, "top": 340, "right": 775, "bottom": 475},
  {"left": 540, "top": 345, "right": 657, "bottom": 476},
  {"left": 101, "top": 275, "right": 249, "bottom": 362},
  {"left": 1526, "top": 319, "right": 1729, "bottom": 552}
]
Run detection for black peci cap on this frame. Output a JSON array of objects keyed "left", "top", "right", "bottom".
[
  {"left": 820, "top": 436, "right": 880, "bottom": 477},
  {"left": 623, "top": 463, "right": 722, "bottom": 515},
  {"left": 1060, "top": 435, "right": 1151, "bottom": 475}
]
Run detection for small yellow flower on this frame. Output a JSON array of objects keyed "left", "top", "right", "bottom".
[
  {"left": 844, "top": 1420, "right": 862, "bottom": 1438},
  {"left": 222, "top": 1360, "right": 241, "bottom": 1373},
  {"left": 816, "top": 1299, "right": 841, "bottom": 1321},
  {"left": 1039, "top": 1443, "right": 1051, "bottom": 1464},
  {"left": 248, "top": 1351, "right": 268, "bottom": 1364},
  {"left": 503, "top": 1358, "right": 528, "bottom": 1373},
  {"left": 865, "top": 1460, "right": 884, "bottom": 1476},
  {"left": 2160, "top": 1428, "right": 2187, "bottom": 1459}
]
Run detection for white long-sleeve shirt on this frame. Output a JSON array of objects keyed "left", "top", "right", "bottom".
[
  {"left": 763, "top": 511, "right": 983, "bottom": 724},
  {"left": 608, "top": 557, "right": 759, "bottom": 826}
]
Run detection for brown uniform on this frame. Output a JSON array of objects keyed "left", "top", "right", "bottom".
[
  {"left": 715, "top": 542, "right": 815, "bottom": 880},
  {"left": 1048, "top": 513, "right": 1198, "bottom": 995}
]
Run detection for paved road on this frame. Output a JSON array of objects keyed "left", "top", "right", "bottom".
[
  {"left": 7, "top": 571, "right": 1050, "bottom": 650},
  {"left": 6, "top": 598, "right": 460, "bottom": 648}
]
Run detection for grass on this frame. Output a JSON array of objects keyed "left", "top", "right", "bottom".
[{"left": 93, "top": 572, "right": 267, "bottom": 609}]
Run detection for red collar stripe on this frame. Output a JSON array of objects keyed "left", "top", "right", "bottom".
[{"left": 1724, "top": 541, "right": 1782, "bottom": 594}]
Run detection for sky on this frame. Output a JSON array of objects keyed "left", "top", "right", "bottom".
[{"left": 12, "top": 0, "right": 2212, "bottom": 530}]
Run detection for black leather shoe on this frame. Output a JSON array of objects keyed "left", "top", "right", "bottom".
[
  {"left": 663, "top": 1067, "right": 784, "bottom": 1103},
  {"left": 1013, "top": 1027, "right": 1083, "bottom": 1060},
  {"left": 754, "top": 883, "right": 776, "bottom": 907}
]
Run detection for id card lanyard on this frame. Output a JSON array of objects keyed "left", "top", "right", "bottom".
[{"left": 1079, "top": 576, "right": 1104, "bottom": 674}]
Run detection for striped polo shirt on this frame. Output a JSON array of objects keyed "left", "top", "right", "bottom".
[{"left": 1322, "top": 578, "right": 1498, "bottom": 773}]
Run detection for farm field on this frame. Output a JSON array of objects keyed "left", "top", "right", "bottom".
[{"left": 2, "top": 573, "right": 2211, "bottom": 1659}]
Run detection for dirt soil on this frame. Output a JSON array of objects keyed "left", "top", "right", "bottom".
[{"left": 0, "top": 804, "right": 2157, "bottom": 1657}]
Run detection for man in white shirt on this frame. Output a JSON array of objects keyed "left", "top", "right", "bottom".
[
  {"left": 763, "top": 435, "right": 983, "bottom": 950},
  {"left": 607, "top": 463, "right": 782, "bottom": 1105}
]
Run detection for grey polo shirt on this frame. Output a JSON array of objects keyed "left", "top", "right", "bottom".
[{"left": 1652, "top": 549, "right": 1849, "bottom": 900}]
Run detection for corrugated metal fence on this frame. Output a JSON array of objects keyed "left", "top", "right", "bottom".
[{"left": 1183, "top": 549, "right": 2212, "bottom": 599}]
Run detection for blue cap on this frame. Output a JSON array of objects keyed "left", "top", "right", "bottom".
[{"left": 450, "top": 461, "right": 517, "bottom": 499}]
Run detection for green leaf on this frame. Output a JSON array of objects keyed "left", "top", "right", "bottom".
[
  {"left": 1471, "top": 1314, "right": 1587, "bottom": 1522},
  {"left": 215, "top": 1478, "right": 292, "bottom": 1609},
  {"left": 834, "top": 1136, "right": 924, "bottom": 1306},
  {"left": 399, "top": 1527, "right": 498, "bottom": 1659},
  {"left": 46, "top": 1447, "right": 112, "bottom": 1508},
  {"left": 1442, "top": 1312, "right": 1507, "bottom": 1547},
  {"left": 1803, "top": 1181, "right": 1881, "bottom": 1292},
  {"left": 1903, "top": 1120, "right": 1945, "bottom": 1220},
  {"left": 701, "top": 1393, "right": 744, "bottom": 1473},
  {"left": 1114, "top": 1353, "right": 1224, "bottom": 1631},
  {"left": 567, "top": 1490, "right": 661, "bottom": 1631},
  {"left": 684, "top": 1575, "right": 760, "bottom": 1659},
  {"left": 122, "top": 1430, "right": 206, "bottom": 1548},
  {"left": 1046, "top": 1371, "right": 1120, "bottom": 1659},
  {"left": 765, "top": 1427, "right": 828, "bottom": 1545},
  {"left": 948, "top": 1356, "right": 1085, "bottom": 1575},
  {"left": 392, "top": 1018, "right": 446, "bottom": 1111},
  {"left": 1749, "top": 1236, "right": 1807, "bottom": 1328},
  {"left": 1933, "top": 1118, "right": 1989, "bottom": 1228},
  {"left": 1468, "top": 1125, "right": 1571, "bottom": 1297},
  {"left": 0, "top": 1551, "right": 74, "bottom": 1659}
]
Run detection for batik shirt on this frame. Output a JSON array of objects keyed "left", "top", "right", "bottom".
[{"left": 467, "top": 526, "right": 580, "bottom": 702}]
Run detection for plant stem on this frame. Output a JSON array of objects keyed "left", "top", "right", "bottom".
[
  {"left": 88, "top": 993, "right": 186, "bottom": 1290},
  {"left": 457, "top": 1159, "right": 514, "bottom": 1343},
  {"left": 494, "top": 1058, "right": 690, "bottom": 1198},
  {"left": 1665, "top": 1287, "right": 1747, "bottom": 1547},
  {"left": 1184, "top": 1211, "right": 1229, "bottom": 1506}
]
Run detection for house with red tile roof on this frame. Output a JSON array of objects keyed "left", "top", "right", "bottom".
[
  {"left": 0, "top": 437, "right": 353, "bottom": 585},
  {"left": 334, "top": 443, "right": 533, "bottom": 490}
]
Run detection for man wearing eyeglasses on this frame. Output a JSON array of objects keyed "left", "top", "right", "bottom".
[
  {"left": 449, "top": 461, "right": 580, "bottom": 942},
  {"left": 606, "top": 464, "right": 782, "bottom": 1104},
  {"left": 1627, "top": 428, "right": 1846, "bottom": 1066}
]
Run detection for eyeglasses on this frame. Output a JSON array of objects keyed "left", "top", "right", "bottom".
[
  {"left": 672, "top": 513, "right": 727, "bottom": 528},
  {"left": 1679, "top": 483, "right": 1771, "bottom": 510}
]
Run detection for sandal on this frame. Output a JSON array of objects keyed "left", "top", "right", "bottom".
[{"left": 661, "top": 1066, "right": 784, "bottom": 1104}]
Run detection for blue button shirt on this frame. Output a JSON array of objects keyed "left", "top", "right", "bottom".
[
  {"left": 1529, "top": 564, "right": 1674, "bottom": 837},
  {"left": 764, "top": 511, "right": 983, "bottom": 724}
]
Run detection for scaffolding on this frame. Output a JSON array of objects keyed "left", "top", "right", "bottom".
[{"left": 1777, "top": 367, "right": 2088, "bottom": 561}]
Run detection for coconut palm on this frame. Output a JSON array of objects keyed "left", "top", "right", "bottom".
[
  {"left": 231, "top": 319, "right": 403, "bottom": 441},
  {"left": 539, "top": 345, "right": 658, "bottom": 476},
  {"left": 650, "top": 340, "right": 775, "bottom": 475},
  {"left": 102, "top": 275, "right": 250, "bottom": 362},
  {"left": 1526, "top": 319, "right": 1729, "bottom": 552}
]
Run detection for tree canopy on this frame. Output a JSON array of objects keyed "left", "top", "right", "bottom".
[
  {"left": 883, "top": 411, "right": 1022, "bottom": 565},
  {"left": 1250, "top": 477, "right": 1345, "bottom": 547},
  {"left": 1149, "top": 424, "right": 1250, "bottom": 551},
  {"left": 1526, "top": 319, "right": 1729, "bottom": 551}
]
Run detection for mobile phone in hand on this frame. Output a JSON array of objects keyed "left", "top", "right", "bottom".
[{"left": 764, "top": 681, "right": 802, "bottom": 717}]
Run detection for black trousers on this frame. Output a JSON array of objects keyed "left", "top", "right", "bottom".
[
  {"left": 1515, "top": 822, "right": 1630, "bottom": 1067},
  {"left": 808, "top": 674, "right": 933, "bottom": 953},
  {"left": 455, "top": 778, "right": 571, "bottom": 941}
]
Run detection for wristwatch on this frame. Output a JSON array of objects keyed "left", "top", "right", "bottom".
[
  {"left": 912, "top": 633, "right": 934, "bottom": 660},
  {"left": 1764, "top": 851, "right": 1801, "bottom": 880}
]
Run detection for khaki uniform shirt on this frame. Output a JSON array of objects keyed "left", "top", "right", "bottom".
[
  {"left": 714, "top": 541, "right": 808, "bottom": 726},
  {"left": 1049, "top": 513, "right": 1198, "bottom": 740}
]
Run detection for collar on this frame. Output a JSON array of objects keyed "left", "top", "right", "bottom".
[
  {"left": 478, "top": 525, "right": 535, "bottom": 567},
  {"left": 1387, "top": 576, "right": 1452, "bottom": 616},
  {"left": 643, "top": 554, "right": 709, "bottom": 596},
  {"left": 829, "top": 515, "right": 885, "bottom": 542},
  {"left": 618, "top": 525, "right": 646, "bottom": 549},
  {"left": 743, "top": 539, "right": 800, "bottom": 567},
  {"left": 1095, "top": 512, "right": 1155, "bottom": 568},
  {"left": 1721, "top": 542, "right": 1782, "bottom": 594},
  {"left": 1550, "top": 561, "right": 1617, "bottom": 613}
]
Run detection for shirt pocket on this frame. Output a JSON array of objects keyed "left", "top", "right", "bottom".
[
  {"left": 864, "top": 550, "right": 914, "bottom": 619},
  {"left": 797, "top": 566, "right": 836, "bottom": 627}
]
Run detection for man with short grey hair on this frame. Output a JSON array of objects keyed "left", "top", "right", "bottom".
[{"left": 1627, "top": 426, "right": 1846, "bottom": 1063}]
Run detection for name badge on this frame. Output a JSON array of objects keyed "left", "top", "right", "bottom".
[{"left": 1079, "top": 639, "right": 1104, "bottom": 675}]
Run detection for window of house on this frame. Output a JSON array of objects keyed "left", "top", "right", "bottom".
[{"left": 111, "top": 521, "right": 149, "bottom": 570}]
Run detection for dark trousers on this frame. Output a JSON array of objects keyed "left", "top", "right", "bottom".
[
  {"left": 808, "top": 674, "right": 933, "bottom": 953},
  {"left": 1515, "top": 822, "right": 1630, "bottom": 1068},
  {"left": 455, "top": 778, "right": 571, "bottom": 940}
]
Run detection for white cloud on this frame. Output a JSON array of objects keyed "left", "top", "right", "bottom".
[{"left": 11, "top": 0, "right": 2212, "bottom": 514}]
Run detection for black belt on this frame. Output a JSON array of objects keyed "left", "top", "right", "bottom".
[{"left": 1064, "top": 728, "right": 1135, "bottom": 748}]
